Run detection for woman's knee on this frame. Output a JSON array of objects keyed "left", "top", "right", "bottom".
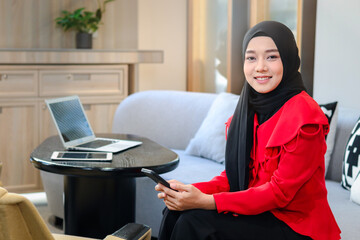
[
  {"left": 174, "top": 210, "right": 217, "bottom": 235},
  {"left": 178, "top": 209, "right": 216, "bottom": 224},
  {"left": 171, "top": 210, "right": 217, "bottom": 240}
]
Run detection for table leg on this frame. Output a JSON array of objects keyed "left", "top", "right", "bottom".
[{"left": 64, "top": 175, "right": 135, "bottom": 238}]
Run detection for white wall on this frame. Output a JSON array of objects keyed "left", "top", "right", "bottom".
[
  {"left": 313, "top": 0, "right": 360, "bottom": 110},
  {"left": 137, "top": 0, "right": 187, "bottom": 91}
]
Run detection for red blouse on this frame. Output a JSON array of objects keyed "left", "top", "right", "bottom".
[{"left": 193, "top": 91, "right": 341, "bottom": 240}]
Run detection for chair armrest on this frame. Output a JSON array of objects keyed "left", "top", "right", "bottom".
[
  {"left": 103, "top": 223, "right": 151, "bottom": 240},
  {"left": 52, "top": 233, "right": 98, "bottom": 239}
]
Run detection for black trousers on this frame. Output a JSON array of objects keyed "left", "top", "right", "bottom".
[{"left": 158, "top": 208, "right": 311, "bottom": 240}]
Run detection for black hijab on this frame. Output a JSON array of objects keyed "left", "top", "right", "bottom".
[{"left": 225, "top": 21, "right": 306, "bottom": 191}]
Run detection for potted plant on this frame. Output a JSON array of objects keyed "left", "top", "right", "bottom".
[{"left": 55, "top": 0, "right": 115, "bottom": 49}]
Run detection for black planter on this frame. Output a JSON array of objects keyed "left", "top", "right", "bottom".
[{"left": 76, "top": 32, "right": 92, "bottom": 49}]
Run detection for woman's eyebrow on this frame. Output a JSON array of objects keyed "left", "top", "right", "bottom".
[
  {"left": 245, "top": 50, "right": 255, "bottom": 54},
  {"left": 266, "top": 49, "right": 279, "bottom": 53},
  {"left": 245, "top": 49, "right": 279, "bottom": 54}
]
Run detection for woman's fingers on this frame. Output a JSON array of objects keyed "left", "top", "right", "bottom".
[
  {"left": 168, "top": 179, "right": 183, "bottom": 185},
  {"left": 170, "top": 183, "right": 192, "bottom": 192},
  {"left": 158, "top": 182, "right": 215, "bottom": 211},
  {"left": 164, "top": 199, "right": 180, "bottom": 211},
  {"left": 157, "top": 192, "right": 166, "bottom": 199}
]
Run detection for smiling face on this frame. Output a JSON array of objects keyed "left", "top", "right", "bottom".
[{"left": 244, "top": 36, "right": 283, "bottom": 94}]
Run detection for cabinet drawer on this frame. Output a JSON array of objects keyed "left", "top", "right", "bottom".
[
  {"left": 39, "top": 68, "right": 127, "bottom": 97},
  {"left": 0, "top": 71, "right": 38, "bottom": 97}
]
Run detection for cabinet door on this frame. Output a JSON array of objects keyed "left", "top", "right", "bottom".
[
  {"left": 39, "top": 101, "right": 58, "bottom": 143},
  {"left": 82, "top": 101, "right": 120, "bottom": 134},
  {"left": 40, "top": 99, "right": 121, "bottom": 142},
  {"left": 0, "top": 101, "right": 41, "bottom": 192}
]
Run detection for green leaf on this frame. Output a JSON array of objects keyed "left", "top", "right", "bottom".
[
  {"left": 74, "top": 8, "right": 85, "bottom": 15},
  {"left": 55, "top": 0, "right": 116, "bottom": 33},
  {"left": 96, "top": 9, "right": 102, "bottom": 20}
]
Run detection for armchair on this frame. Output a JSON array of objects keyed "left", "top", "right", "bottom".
[{"left": 0, "top": 187, "right": 151, "bottom": 240}]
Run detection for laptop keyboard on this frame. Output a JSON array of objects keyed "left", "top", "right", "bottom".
[{"left": 77, "top": 139, "right": 115, "bottom": 148}]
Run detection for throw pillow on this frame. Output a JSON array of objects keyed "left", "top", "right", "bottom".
[
  {"left": 350, "top": 173, "right": 360, "bottom": 205},
  {"left": 185, "top": 92, "right": 239, "bottom": 163},
  {"left": 319, "top": 102, "right": 338, "bottom": 175},
  {"left": 341, "top": 116, "right": 360, "bottom": 190}
]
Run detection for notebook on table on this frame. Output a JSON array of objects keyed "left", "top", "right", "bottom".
[{"left": 46, "top": 95, "right": 142, "bottom": 153}]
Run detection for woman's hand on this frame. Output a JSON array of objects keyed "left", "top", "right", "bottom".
[{"left": 155, "top": 180, "right": 216, "bottom": 211}]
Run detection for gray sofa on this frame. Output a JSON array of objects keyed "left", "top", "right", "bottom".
[
  {"left": 112, "top": 90, "right": 360, "bottom": 239},
  {"left": 42, "top": 90, "right": 359, "bottom": 239}
]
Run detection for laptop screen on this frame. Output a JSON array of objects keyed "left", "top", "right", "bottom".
[{"left": 48, "top": 98, "right": 93, "bottom": 142}]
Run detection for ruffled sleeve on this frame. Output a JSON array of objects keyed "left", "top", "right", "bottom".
[
  {"left": 266, "top": 91, "right": 329, "bottom": 147},
  {"left": 213, "top": 123, "right": 327, "bottom": 215}
]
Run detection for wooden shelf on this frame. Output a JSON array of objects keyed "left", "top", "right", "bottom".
[{"left": 0, "top": 49, "right": 163, "bottom": 64}]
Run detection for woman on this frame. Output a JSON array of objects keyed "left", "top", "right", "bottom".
[{"left": 155, "top": 21, "right": 341, "bottom": 240}]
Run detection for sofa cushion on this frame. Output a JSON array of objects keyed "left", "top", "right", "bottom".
[
  {"left": 342, "top": 117, "right": 360, "bottom": 190},
  {"left": 351, "top": 174, "right": 360, "bottom": 205},
  {"left": 185, "top": 93, "right": 239, "bottom": 163},
  {"left": 161, "top": 149, "right": 225, "bottom": 184},
  {"left": 326, "top": 180, "right": 360, "bottom": 239},
  {"left": 320, "top": 102, "right": 338, "bottom": 175},
  {"left": 326, "top": 108, "right": 360, "bottom": 182}
]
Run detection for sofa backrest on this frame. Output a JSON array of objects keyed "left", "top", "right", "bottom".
[
  {"left": 326, "top": 108, "right": 360, "bottom": 182},
  {"left": 112, "top": 90, "right": 359, "bottom": 182},
  {"left": 112, "top": 90, "right": 217, "bottom": 150}
]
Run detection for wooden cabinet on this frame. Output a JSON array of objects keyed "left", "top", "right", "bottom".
[{"left": 0, "top": 65, "right": 128, "bottom": 193}]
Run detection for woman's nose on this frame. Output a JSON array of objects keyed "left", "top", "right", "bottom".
[{"left": 256, "top": 59, "right": 267, "bottom": 72}]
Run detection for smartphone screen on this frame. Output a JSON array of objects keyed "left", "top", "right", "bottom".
[
  {"left": 51, "top": 151, "right": 112, "bottom": 161},
  {"left": 58, "top": 152, "right": 107, "bottom": 159}
]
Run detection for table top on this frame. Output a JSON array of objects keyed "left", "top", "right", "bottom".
[{"left": 30, "top": 134, "right": 179, "bottom": 177}]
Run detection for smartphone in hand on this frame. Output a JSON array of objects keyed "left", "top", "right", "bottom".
[{"left": 141, "top": 168, "right": 177, "bottom": 191}]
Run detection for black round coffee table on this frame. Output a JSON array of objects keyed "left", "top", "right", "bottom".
[{"left": 30, "top": 133, "right": 179, "bottom": 238}]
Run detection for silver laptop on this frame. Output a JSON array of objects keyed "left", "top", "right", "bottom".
[{"left": 46, "top": 95, "right": 142, "bottom": 153}]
